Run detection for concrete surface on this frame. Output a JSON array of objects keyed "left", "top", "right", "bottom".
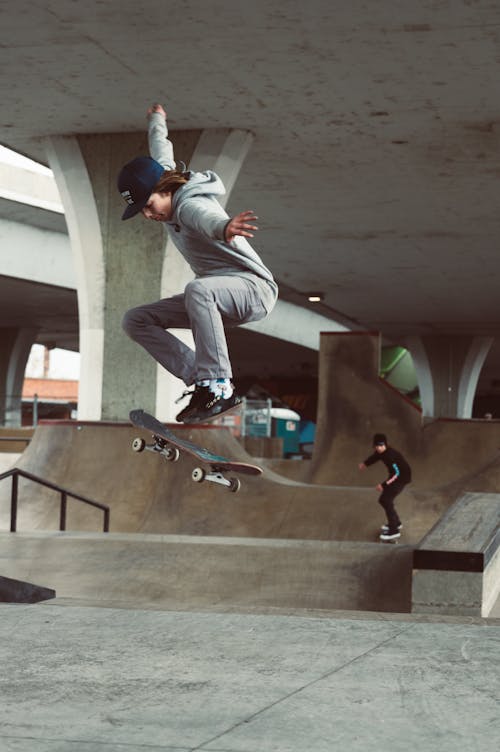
[
  {"left": 308, "top": 332, "right": 500, "bottom": 490},
  {"left": 0, "top": 531, "right": 414, "bottom": 614},
  {"left": 0, "top": 452, "right": 21, "bottom": 473},
  {"left": 4, "top": 2, "right": 500, "bottom": 360},
  {"left": 0, "top": 602, "right": 499, "bottom": 752},
  {"left": 412, "top": 492, "right": 500, "bottom": 617},
  {"left": 0, "top": 421, "right": 450, "bottom": 544}
]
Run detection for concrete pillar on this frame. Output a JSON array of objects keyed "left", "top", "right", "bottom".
[
  {"left": 0, "top": 327, "right": 37, "bottom": 426},
  {"left": 45, "top": 129, "right": 200, "bottom": 420},
  {"left": 406, "top": 335, "right": 493, "bottom": 418}
]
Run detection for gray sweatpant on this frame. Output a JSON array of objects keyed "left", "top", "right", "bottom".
[{"left": 122, "top": 274, "right": 276, "bottom": 386}]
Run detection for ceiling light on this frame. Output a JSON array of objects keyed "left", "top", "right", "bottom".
[{"left": 307, "top": 292, "right": 324, "bottom": 303}]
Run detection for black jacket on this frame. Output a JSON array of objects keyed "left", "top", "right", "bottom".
[{"left": 363, "top": 447, "right": 412, "bottom": 486}]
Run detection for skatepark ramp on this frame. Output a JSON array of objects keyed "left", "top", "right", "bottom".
[
  {"left": 306, "top": 332, "right": 500, "bottom": 491},
  {"left": 0, "top": 530, "right": 414, "bottom": 613},
  {"left": 0, "top": 419, "right": 434, "bottom": 614},
  {"left": 3, "top": 332, "right": 500, "bottom": 615},
  {"left": 0, "top": 420, "right": 447, "bottom": 544}
]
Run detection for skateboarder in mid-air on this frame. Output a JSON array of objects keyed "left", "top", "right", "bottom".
[
  {"left": 358, "top": 433, "right": 412, "bottom": 541},
  {"left": 118, "top": 103, "right": 278, "bottom": 423}
]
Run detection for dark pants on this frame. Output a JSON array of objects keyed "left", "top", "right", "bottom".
[{"left": 378, "top": 481, "right": 405, "bottom": 532}]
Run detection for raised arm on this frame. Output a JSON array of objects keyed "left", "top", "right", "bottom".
[{"left": 147, "top": 103, "right": 176, "bottom": 170}]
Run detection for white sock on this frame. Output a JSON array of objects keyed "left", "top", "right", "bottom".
[{"left": 209, "top": 378, "right": 233, "bottom": 398}]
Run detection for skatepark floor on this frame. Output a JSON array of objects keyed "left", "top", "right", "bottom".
[
  {"left": 0, "top": 527, "right": 498, "bottom": 751},
  {"left": 1, "top": 598, "right": 499, "bottom": 751},
  {"left": 1, "top": 422, "right": 500, "bottom": 750}
]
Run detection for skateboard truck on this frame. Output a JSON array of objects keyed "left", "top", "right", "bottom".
[
  {"left": 191, "top": 466, "right": 241, "bottom": 492},
  {"left": 132, "top": 433, "right": 241, "bottom": 492},
  {"left": 132, "top": 435, "right": 180, "bottom": 462}
]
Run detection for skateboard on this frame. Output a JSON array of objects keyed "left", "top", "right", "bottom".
[{"left": 129, "top": 409, "right": 262, "bottom": 492}]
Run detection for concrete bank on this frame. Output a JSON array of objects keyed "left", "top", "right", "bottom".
[{"left": 0, "top": 531, "right": 413, "bottom": 613}]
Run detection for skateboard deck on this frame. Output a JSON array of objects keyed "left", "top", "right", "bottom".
[{"left": 129, "top": 409, "right": 262, "bottom": 492}]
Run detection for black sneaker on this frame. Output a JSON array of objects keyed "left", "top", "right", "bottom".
[
  {"left": 380, "top": 530, "right": 401, "bottom": 541},
  {"left": 381, "top": 523, "right": 403, "bottom": 534},
  {"left": 190, "top": 390, "right": 242, "bottom": 423},
  {"left": 175, "top": 385, "right": 211, "bottom": 422}
]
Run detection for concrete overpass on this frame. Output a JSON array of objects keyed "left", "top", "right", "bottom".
[{"left": 1, "top": 0, "right": 500, "bottom": 421}]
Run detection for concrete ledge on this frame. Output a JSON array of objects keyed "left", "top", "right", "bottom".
[
  {"left": 0, "top": 531, "right": 414, "bottom": 614},
  {"left": 412, "top": 493, "right": 500, "bottom": 617}
]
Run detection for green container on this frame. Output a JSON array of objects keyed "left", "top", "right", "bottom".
[{"left": 271, "top": 408, "right": 300, "bottom": 456}]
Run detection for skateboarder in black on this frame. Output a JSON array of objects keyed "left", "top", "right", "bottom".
[
  {"left": 358, "top": 433, "right": 412, "bottom": 541},
  {"left": 118, "top": 103, "right": 278, "bottom": 423}
]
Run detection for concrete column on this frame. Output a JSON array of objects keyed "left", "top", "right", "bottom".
[
  {"left": 45, "top": 136, "right": 105, "bottom": 420},
  {"left": 406, "top": 335, "right": 493, "bottom": 418},
  {"left": 45, "top": 129, "right": 200, "bottom": 420},
  {"left": 0, "top": 327, "right": 37, "bottom": 426}
]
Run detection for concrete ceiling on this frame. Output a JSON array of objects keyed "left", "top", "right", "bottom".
[
  {"left": 1, "top": 1, "right": 500, "bottom": 385},
  {"left": 0, "top": 274, "right": 78, "bottom": 350}
]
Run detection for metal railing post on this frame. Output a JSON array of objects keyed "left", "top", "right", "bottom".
[
  {"left": 60, "top": 491, "right": 67, "bottom": 531},
  {"left": 10, "top": 471, "right": 18, "bottom": 532}
]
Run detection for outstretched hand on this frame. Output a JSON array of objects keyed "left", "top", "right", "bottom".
[
  {"left": 225, "top": 210, "right": 259, "bottom": 242},
  {"left": 147, "top": 102, "right": 167, "bottom": 119}
]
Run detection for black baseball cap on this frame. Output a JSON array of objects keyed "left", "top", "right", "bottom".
[
  {"left": 117, "top": 156, "right": 165, "bottom": 220},
  {"left": 373, "top": 433, "right": 387, "bottom": 446}
]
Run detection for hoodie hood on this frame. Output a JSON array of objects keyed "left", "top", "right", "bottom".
[
  {"left": 171, "top": 170, "right": 225, "bottom": 214},
  {"left": 163, "top": 169, "right": 276, "bottom": 289}
]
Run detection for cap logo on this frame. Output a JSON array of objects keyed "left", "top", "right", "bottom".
[{"left": 121, "top": 189, "right": 134, "bottom": 205}]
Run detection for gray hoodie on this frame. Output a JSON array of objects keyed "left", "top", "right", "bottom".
[{"left": 148, "top": 113, "right": 277, "bottom": 296}]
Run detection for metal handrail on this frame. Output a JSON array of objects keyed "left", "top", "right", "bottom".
[{"left": 0, "top": 468, "right": 110, "bottom": 533}]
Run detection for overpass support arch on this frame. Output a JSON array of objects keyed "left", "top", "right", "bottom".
[
  {"left": 0, "top": 327, "right": 38, "bottom": 426},
  {"left": 406, "top": 335, "right": 493, "bottom": 418}
]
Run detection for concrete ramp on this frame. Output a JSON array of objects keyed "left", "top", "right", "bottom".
[
  {"left": 0, "top": 531, "right": 413, "bottom": 613},
  {"left": 307, "top": 332, "right": 500, "bottom": 490},
  {"left": 0, "top": 420, "right": 447, "bottom": 543}
]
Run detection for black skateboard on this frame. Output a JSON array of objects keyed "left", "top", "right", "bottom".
[{"left": 129, "top": 409, "right": 262, "bottom": 492}]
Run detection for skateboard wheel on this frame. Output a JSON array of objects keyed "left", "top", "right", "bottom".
[
  {"left": 192, "top": 467, "right": 205, "bottom": 483},
  {"left": 229, "top": 477, "right": 241, "bottom": 493},
  {"left": 132, "top": 437, "right": 146, "bottom": 453},
  {"left": 164, "top": 446, "right": 180, "bottom": 462}
]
